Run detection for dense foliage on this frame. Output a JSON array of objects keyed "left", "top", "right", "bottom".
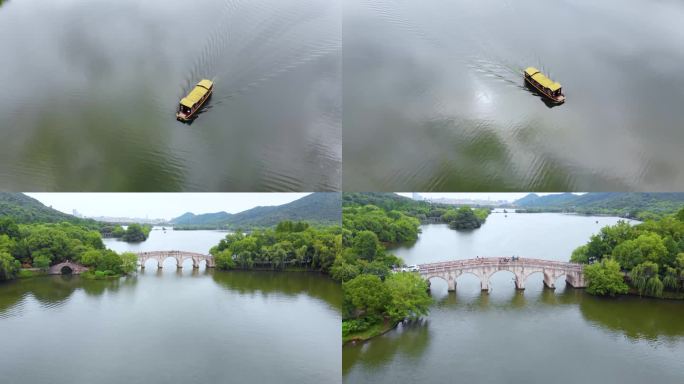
[
  {"left": 0, "top": 217, "right": 138, "bottom": 281},
  {"left": 583, "top": 259, "right": 629, "bottom": 296},
  {"left": 343, "top": 193, "right": 490, "bottom": 230},
  {"left": 100, "top": 224, "right": 151, "bottom": 242},
  {"left": 209, "top": 221, "right": 341, "bottom": 273},
  {"left": 571, "top": 208, "right": 684, "bottom": 297},
  {"left": 340, "top": 194, "right": 434, "bottom": 339},
  {"left": 443, "top": 206, "right": 489, "bottom": 230},
  {"left": 516, "top": 193, "right": 684, "bottom": 220}
]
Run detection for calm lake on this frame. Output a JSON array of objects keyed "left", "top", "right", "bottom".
[
  {"left": 343, "top": 0, "right": 684, "bottom": 191},
  {"left": 0, "top": 229, "right": 341, "bottom": 384},
  {"left": 343, "top": 212, "right": 684, "bottom": 383},
  {"left": 0, "top": 0, "right": 341, "bottom": 191}
]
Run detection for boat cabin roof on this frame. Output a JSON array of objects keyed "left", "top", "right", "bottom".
[
  {"left": 197, "top": 79, "right": 213, "bottom": 90},
  {"left": 524, "top": 67, "right": 561, "bottom": 92},
  {"left": 179, "top": 79, "right": 213, "bottom": 108}
]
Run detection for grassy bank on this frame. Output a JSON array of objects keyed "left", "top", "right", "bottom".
[
  {"left": 18, "top": 269, "right": 47, "bottom": 279},
  {"left": 342, "top": 319, "right": 399, "bottom": 344}
]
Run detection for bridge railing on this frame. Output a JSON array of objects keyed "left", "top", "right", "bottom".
[
  {"left": 417, "top": 257, "right": 582, "bottom": 274},
  {"left": 135, "top": 250, "right": 212, "bottom": 258}
]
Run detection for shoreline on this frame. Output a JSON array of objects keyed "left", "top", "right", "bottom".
[{"left": 343, "top": 319, "right": 399, "bottom": 345}]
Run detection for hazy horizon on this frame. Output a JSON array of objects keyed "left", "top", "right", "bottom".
[
  {"left": 27, "top": 193, "right": 312, "bottom": 220},
  {"left": 396, "top": 192, "right": 586, "bottom": 203}
]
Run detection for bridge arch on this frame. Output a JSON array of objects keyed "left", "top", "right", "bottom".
[
  {"left": 48, "top": 261, "right": 88, "bottom": 275},
  {"left": 488, "top": 269, "right": 520, "bottom": 290}
]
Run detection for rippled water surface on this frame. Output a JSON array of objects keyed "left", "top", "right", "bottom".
[
  {"left": 0, "top": 0, "right": 341, "bottom": 191},
  {"left": 343, "top": 213, "right": 684, "bottom": 383},
  {"left": 343, "top": 0, "right": 684, "bottom": 191},
  {"left": 0, "top": 229, "right": 341, "bottom": 384}
]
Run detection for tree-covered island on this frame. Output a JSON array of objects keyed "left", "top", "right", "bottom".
[{"left": 572, "top": 207, "right": 684, "bottom": 298}]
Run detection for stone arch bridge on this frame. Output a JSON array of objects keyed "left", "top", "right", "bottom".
[
  {"left": 48, "top": 261, "right": 89, "bottom": 275},
  {"left": 136, "top": 251, "right": 215, "bottom": 269},
  {"left": 416, "top": 257, "right": 585, "bottom": 291}
]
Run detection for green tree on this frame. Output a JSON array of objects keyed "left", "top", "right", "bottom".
[
  {"left": 352, "top": 231, "right": 380, "bottom": 261},
  {"left": 612, "top": 233, "right": 667, "bottom": 270},
  {"left": 0, "top": 217, "right": 20, "bottom": 239},
  {"left": 584, "top": 258, "right": 629, "bottom": 296},
  {"left": 331, "top": 259, "right": 360, "bottom": 282},
  {"left": 570, "top": 244, "right": 590, "bottom": 264},
  {"left": 32, "top": 254, "right": 51, "bottom": 269},
  {"left": 214, "top": 249, "right": 235, "bottom": 270},
  {"left": 663, "top": 267, "right": 680, "bottom": 291},
  {"left": 384, "top": 272, "right": 432, "bottom": 321},
  {"left": 343, "top": 274, "right": 390, "bottom": 319},
  {"left": 361, "top": 260, "right": 391, "bottom": 280},
  {"left": 122, "top": 224, "right": 148, "bottom": 242},
  {"left": 119, "top": 252, "right": 138, "bottom": 274},
  {"left": 0, "top": 251, "right": 20, "bottom": 281},
  {"left": 446, "top": 207, "right": 483, "bottom": 230},
  {"left": 630, "top": 261, "right": 664, "bottom": 297},
  {"left": 80, "top": 249, "right": 103, "bottom": 267},
  {"left": 676, "top": 207, "right": 684, "bottom": 222}
]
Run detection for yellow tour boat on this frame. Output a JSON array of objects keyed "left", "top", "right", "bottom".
[
  {"left": 176, "top": 79, "right": 214, "bottom": 121},
  {"left": 523, "top": 67, "right": 565, "bottom": 104}
]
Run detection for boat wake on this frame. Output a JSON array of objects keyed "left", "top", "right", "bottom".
[
  {"left": 467, "top": 56, "right": 526, "bottom": 90},
  {"left": 180, "top": 0, "right": 340, "bottom": 107}
]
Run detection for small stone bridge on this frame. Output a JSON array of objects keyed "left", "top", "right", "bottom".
[
  {"left": 136, "top": 251, "right": 215, "bottom": 269},
  {"left": 416, "top": 257, "right": 585, "bottom": 291},
  {"left": 48, "top": 261, "right": 89, "bottom": 275}
]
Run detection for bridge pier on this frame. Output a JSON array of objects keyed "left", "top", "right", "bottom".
[
  {"left": 514, "top": 275, "right": 525, "bottom": 290},
  {"left": 447, "top": 277, "right": 456, "bottom": 292},
  {"left": 566, "top": 271, "right": 586, "bottom": 288},
  {"left": 481, "top": 277, "right": 490, "bottom": 292},
  {"left": 543, "top": 273, "right": 556, "bottom": 289}
]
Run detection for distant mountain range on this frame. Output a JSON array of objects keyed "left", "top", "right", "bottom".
[
  {"left": 0, "top": 193, "right": 91, "bottom": 224},
  {"left": 0, "top": 192, "right": 342, "bottom": 229},
  {"left": 170, "top": 192, "right": 341, "bottom": 228},
  {"left": 513, "top": 193, "right": 684, "bottom": 216}
]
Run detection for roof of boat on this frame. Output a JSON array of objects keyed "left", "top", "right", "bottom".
[
  {"left": 179, "top": 80, "right": 213, "bottom": 108},
  {"left": 525, "top": 67, "right": 561, "bottom": 91},
  {"left": 197, "top": 79, "right": 213, "bottom": 89}
]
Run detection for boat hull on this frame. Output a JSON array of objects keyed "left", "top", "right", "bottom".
[{"left": 524, "top": 77, "right": 565, "bottom": 104}]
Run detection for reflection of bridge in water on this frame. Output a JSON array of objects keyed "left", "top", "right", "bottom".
[
  {"left": 136, "top": 251, "right": 215, "bottom": 269},
  {"left": 416, "top": 257, "right": 585, "bottom": 292}
]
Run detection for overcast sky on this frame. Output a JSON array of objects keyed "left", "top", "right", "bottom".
[
  {"left": 396, "top": 192, "right": 584, "bottom": 202},
  {"left": 28, "top": 193, "right": 311, "bottom": 219}
]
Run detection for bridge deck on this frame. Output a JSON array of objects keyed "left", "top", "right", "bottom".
[
  {"left": 417, "top": 257, "right": 582, "bottom": 273},
  {"left": 136, "top": 251, "right": 212, "bottom": 258}
]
